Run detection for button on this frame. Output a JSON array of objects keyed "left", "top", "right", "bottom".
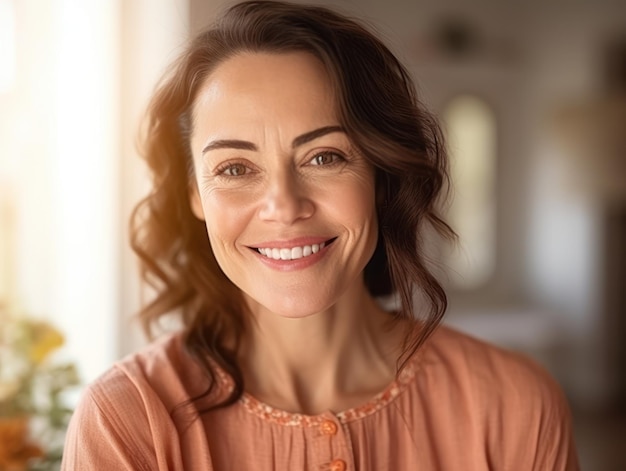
[
  {"left": 330, "top": 459, "right": 347, "bottom": 471},
  {"left": 319, "top": 420, "right": 338, "bottom": 435}
]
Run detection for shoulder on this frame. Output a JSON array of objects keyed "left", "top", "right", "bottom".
[
  {"left": 62, "top": 364, "right": 161, "bottom": 470},
  {"left": 421, "top": 324, "right": 564, "bottom": 402},
  {"left": 77, "top": 332, "right": 209, "bottom": 419},
  {"left": 62, "top": 334, "right": 195, "bottom": 470},
  {"left": 81, "top": 333, "right": 191, "bottom": 410},
  {"left": 417, "top": 324, "right": 572, "bottom": 425},
  {"left": 411, "top": 324, "right": 579, "bottom": 469}
]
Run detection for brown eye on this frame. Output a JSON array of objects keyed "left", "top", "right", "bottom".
[
  {"left": 310, "top": 152, "right": 341, "bottom": 166},
  {"left": 222, "top": 163, "right": 248, "bottom": 176}
]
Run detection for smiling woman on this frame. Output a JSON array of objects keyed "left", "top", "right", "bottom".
[
  {"left": 188, "top": 52, "right": 378, "bottom": 319},
  {"left": 61, "top": 1, "right": 579, "bottom": 470}
]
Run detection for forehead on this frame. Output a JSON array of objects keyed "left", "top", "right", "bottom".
[{"left": 191, "top": 51, "right": 338, "bottom": 137}]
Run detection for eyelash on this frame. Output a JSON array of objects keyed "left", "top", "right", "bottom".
[
  {"left": 213, "top": 150, "right": 345, "bottom": 178},
  {"left": 214, "top": 162, "right": 251, "bottom": 177},
  {"left": 309, "top": 151, "right": 345, "bottom": 166}
]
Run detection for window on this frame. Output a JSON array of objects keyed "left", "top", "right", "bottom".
[
  {"left": 442, "top": 94, "right": 497, "bottom": 289},
  {"left": 0, "top": 0, "right": 16, "bottom": 93}
]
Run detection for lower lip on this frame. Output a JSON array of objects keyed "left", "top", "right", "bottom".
[{"left": 252, "top": 243, "right": 333, "bottom": 271}]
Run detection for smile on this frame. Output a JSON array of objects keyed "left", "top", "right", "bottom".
[{"left": 255, "top": 239, "right": 335, "bottom": 261}]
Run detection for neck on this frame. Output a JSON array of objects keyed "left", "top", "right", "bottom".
[{"left": 238, "top": 282, "right": 407, "bottom": 415}]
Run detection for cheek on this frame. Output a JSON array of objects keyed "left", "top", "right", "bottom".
[
  {"left": 332, "top": 176, "right": 378, "bottom": 226},
  {"left": 347, "top": 180, "right": 379, "bottom": 251},
  {"left": 201, "top": 188, "right": 256, "bottom": 248}
]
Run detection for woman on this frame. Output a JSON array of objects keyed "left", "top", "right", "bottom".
[{"left": 62, "top": 1, "right": 579, "bottom": 469}]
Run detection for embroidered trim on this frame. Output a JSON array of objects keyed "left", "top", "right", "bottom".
[{"left": 238, "top": 357, "right": 419, "bottom": 427}]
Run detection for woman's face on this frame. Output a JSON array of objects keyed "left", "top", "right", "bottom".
[{"left": 189, "top": 51, "right": 378, "bottom": 318}]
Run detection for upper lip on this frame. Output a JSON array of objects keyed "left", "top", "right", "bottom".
[{"left": 249, "top": 236, "right": 336, "bottom": 249}]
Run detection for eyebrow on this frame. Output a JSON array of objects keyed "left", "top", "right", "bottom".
[{"left": 201, "top": 125, "right": 345, "bottom": 155}]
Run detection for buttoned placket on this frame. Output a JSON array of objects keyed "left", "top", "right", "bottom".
[{"left": 310, "top": 413, "right": 354, "bottom": 471}]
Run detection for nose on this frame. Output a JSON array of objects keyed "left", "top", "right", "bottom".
[{"left": 258, "top": 169, "right": 314, "bottom": 224}]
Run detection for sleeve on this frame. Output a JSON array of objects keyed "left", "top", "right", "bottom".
[
  {"left": 473, "top": 338, "right": 581, "bottom": 471},
  {"left": 61, "top": 368, "right": 158, "bottom": 471},
  {"left": 489, "top": 352, "right": 581, "bottom": 471},
  {"left": 530, "top": 375, "right": 580, "bottom": 471}
]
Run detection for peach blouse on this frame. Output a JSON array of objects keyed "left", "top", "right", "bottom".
[{"left": 61, "top": 326, "right": 579, "bottom": 470}]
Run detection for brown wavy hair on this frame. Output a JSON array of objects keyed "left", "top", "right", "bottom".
[{"left": 130, "top": 0, "right": 454, "bottom": 411}]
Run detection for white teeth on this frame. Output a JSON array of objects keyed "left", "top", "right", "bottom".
[
  {"left": 291, "top": 247, "right": 303, "bottom": 259},
  {"left": 257, "top": 242, "right": 328, "bottom": 261}
]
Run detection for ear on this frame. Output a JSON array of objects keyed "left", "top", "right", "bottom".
[{"left": 189, "top": 181, "right": 206, "bottom": 221}]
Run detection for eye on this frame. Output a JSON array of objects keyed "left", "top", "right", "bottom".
[
  {"left": 217, "top": 163, "right": 249, "bottom": 176},
  {"left": 309, "top": 151, "right": 343, "bottom": 166}
]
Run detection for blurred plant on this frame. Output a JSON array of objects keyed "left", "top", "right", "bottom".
[{"left": 0, "top": 304, "right": 79, "bottom": 471}]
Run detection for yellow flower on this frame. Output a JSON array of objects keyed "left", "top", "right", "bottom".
[{"left": 26, "top": 321, "right": 64, "bottom": 365}]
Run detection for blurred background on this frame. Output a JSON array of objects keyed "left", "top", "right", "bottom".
[{"left": 0, "top": 0, "right": 625, "bottom": 468}]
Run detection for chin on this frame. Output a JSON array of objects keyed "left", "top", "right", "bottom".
[
  {"left": 246, "top": 292, "right": 336, "bottom": 320},
  {"left": 273, "top": 307, "right": 326, "bottom": 320}
]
